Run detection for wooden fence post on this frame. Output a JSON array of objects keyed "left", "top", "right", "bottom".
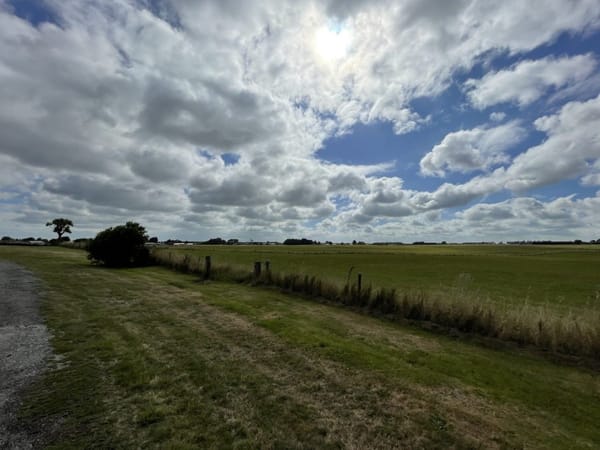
[
  {"left": 254, "top": 261, "right": 262, "bottom": 278},
  {"left": 357, "top": 273, "right": 362, "bottom": 293},
  {"left": 265, "top": 261, "right": 270, "bottom": 272},
  {"left": 204, "top": 256, "right": 211, "bottom": 279}
]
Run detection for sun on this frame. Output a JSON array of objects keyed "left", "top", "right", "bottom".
[{"left": 314, "top": 25, "right": 352, "bottom": 63}]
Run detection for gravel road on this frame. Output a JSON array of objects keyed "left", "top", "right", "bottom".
[{"left": 0, "top": 260, "right": 52, "bottom": 449}]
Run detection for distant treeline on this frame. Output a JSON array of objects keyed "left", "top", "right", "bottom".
[
  {"left": 166, "top": 238, "right": 323, "bottom": 246},
  {"left": 4, "top": 235, "right": 599, "bottom": 247},
  {"left": 0, "top": 236, "right": 76, "bottom": 246},
  {"left": 283, "top": 238, "right": 317, "bottom": 245},
  {"left": 507, "top": 240, "right": 600, "bottom": 245},
  {"left": 164, "top": 238, "right": 237, "bottom": 245}
]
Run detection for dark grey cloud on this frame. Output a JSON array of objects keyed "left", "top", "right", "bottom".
[
  {"left": 137, "top": 78, "right": 284, "bottom": 151},
  {"left": 397, "top": 0, "right": 469, "bottom": 27},
  {"left": 325, "top": 0, "right": 383, "bottom": 19},
  {"left": 361, "top": 202, "right": 413, "bottom": 218},
  {"left": 0, "top": 118, "right": 114, "bottom": 173},
  {"left": 43, "top": 175, "right": 185, "bottom": 212},
  {"left": 188, "top": 178, "right": 267, "bottom": 207},
  {"left": 278, "top": 183, "right": 327, "bottom": 207},
  {"left": 328, "top": 172, "right": 366, "bottom": 192},
  {"left": 459, "top": 204, "right": 516, "bottom": 222},
  {"left": 127, "top": 148, "right": 192, "bottom": 182}
]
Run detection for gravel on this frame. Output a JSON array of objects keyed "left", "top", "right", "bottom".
[{"left": 0, "top": 260, "right": 52, "bottom": 449}]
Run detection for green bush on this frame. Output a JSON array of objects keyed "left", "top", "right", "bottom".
[{"left": 88, "top": 222, "right": 151, "bottom": 267}]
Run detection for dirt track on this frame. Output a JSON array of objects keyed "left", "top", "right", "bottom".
[{"left": 0, "top": 260, "right": 51, "bottom": 449}]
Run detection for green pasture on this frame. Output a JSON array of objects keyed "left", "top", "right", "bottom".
[
  {"left": 1, "top": 246, "right": 600, "bottom": 448},
  {"left": 166, "top": 244, "right": 600, "bottom": 311}
]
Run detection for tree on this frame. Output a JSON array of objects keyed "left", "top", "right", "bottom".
[
  {"left": 87, "top": 221, "right": 151, "bottom": 267},
  {"left": 46, "top": 218, "right": 73, "bottom": 241},
  {"left": 283, "top": 238, "right": 315, "bottom": 245},
  {"left": 204, "top": 237, "right": 226, "bottom": 244}
]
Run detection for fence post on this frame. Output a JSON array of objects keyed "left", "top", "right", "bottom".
[
  {"left": 204, "top": 256, "right": 211, "bottom": 279},
  {"left": 254, "top": 261, "right": 262, "bottom": 278},
  {"left": 357, "top": 273, "right": 362, "bottom": 293},
  {"left": 265, "top": 261, "right": 270, "bottom": 272}
]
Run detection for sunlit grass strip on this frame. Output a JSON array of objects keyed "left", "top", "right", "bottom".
[{"left": 151, "top": 248, "right": 600, "bottom": 360}]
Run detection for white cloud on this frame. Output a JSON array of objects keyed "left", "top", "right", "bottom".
[
  {"left": 1, "top": 0, "right": 600, "bottom": 240},
  {"left": 398, "top": 94, "right": 600, "bottom": 218},
  {"left": 455, "top": 194, "right": 600, "bottom": 240},
  {"left": 505, "top": 94, "right": 600, "bottom": 192},
  {"left": 420, "top": 121, "right": 527, "bottom": 177},
  {"left": 353, "top": 177, "right": 413, "bottom": 221},
  {"left": 489, "top": 112, "right": 506, "bottom": 122},
  {"left": 581, "top": 160, "right": 600, "bottom": 186},
  {"left": 466, "top": 54, "right": 597, "bottom": 109},
  {"left": 322, "top": 192, "right": 600, "bottom": 243}
]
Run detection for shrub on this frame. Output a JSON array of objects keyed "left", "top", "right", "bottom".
[{"left": 88, "top": 222, "right": 151, "bottom": 267}]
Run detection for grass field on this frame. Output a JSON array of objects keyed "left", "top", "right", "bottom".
[
  {"left": 163, "top": 244, "right": 600, "bottom": 311},
  {"left": 156, "top": 244, "right": 600, "bottom": 358},
  {"left": 2, "top": 245, "right": 600, "bottom": 448}
]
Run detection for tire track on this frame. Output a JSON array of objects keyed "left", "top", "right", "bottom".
[{"left": 0, "top": 260, "right": 51, "bottom": 449}]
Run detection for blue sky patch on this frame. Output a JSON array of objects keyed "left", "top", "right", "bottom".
[{"left": 6, "top": 0, "right": 59, "bottom": 26}]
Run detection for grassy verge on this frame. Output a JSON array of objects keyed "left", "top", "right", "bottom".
[
  {"left": 2, "top": 246, "right": 600, "bottom": 448},
  {"left": 152, "top": 248, "right": 600, "bottom": 360}
]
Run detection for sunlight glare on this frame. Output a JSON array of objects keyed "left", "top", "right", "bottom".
[{"left": 314, "top": 25, "right": 351, "bottom": 62}]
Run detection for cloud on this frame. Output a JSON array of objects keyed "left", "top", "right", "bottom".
[
  {"left": 137, "top": 77, "right": 287, "bottom": 151},
  {"left": 127, "top": 147, "right": 194, "bottom": 183},
  {"left": 489, "top": 112, "right": 506, "bottom": 122},
  {"left": 43, "top": 174, "right": 188, "bottom": 212},
  {"left": 420, "top": 121, "right": 527, "bottom": 177},
  {"left": 466, "top": 54, "right": 597, "bottom": 109},
  {"left": 410, "top": 178, "right": 491, "bottom": 211},
  {"left": 413, "top": 94, "right": 600, "bottom": 211},
  {"left": 505, "top": 94, "right": 600, "bottom": 192},
  {"left": 325, "top": 191, "right": 600, "bottom": 243},
  {"left": 354, "top": 177, "right": 413, "bottom": 220},
  {"left": 240, "top": 0, "right": 600, "bottom": 136},
  {"left": 455, "top": 194, "right": 600, "bottom": 238},
  {"left": 581, "top": 160, "right": 600, "bottom": 186},
  {"left": 1, "top": 0, "right": 600, "bottom": 240}
]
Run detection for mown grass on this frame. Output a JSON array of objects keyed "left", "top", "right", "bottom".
[
  {"left": 153, "top": 248, "right": 600, "bottom": 360},
  {"left": 2, "top": 246, "right": 600, "bottom": 448}
]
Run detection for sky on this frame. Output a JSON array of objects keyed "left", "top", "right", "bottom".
[{"left": 1, "top": 0, "right": 600, "bottom": 242}]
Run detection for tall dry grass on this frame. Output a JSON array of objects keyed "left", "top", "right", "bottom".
[{"left": 151, "top": 249, "right": 600, "bottom": 360}]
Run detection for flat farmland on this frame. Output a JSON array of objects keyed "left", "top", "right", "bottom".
[
  {"left": 1, "top": 245, "right": 600, "bottom": 448},
  {"left": 166, "top": 244, "right": 600, "bottom": 311}
]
